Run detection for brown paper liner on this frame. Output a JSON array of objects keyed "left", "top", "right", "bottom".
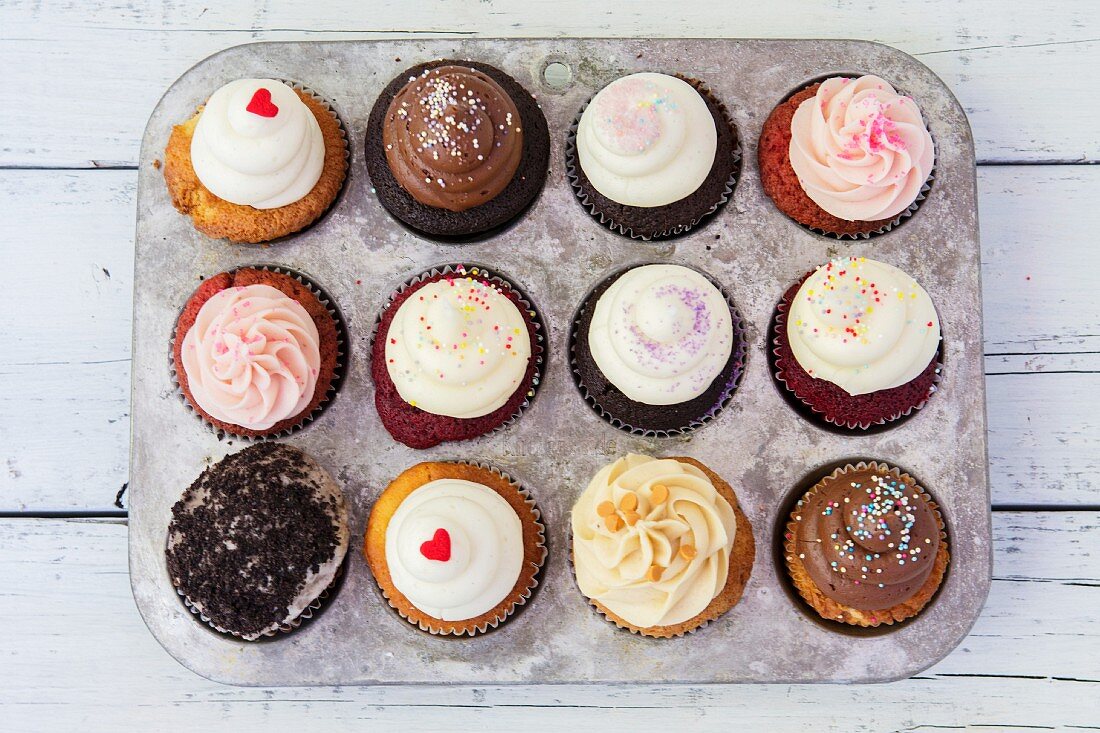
[
  {"left": 783, "top": 461, "right": 950, "bottom": 627},
  {"left": 363, "top": 460, "right": 547, "bottom": 637}
]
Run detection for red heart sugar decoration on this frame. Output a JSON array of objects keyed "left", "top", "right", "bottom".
[
  {"left": 420, "top": 528, "right": 451, "bottom": 562},
  {"left": 246, "top": 88, "right": 279, "bottom": 118}
]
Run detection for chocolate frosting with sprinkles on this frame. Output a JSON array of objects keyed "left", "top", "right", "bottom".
[
  {"left": 790, "top": 465, "right": 941, "bottom": 610},
  {"left": 383, "top": 65, "right": 524, "bottom": 212},
  {"left": 165, "top": 443, "right": 348, "bottom": 639}
]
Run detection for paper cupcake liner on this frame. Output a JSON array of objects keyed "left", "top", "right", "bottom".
[
  {"left": 169, "top": 264, "right": 349, "bottom": 441},
  {"left": 564, "top": 75, "right": 742, "bottom": 241},
  {"left": 766, "top": 74, "right": 936, "bottom": 241},
  {"left": 782, "top": 461, "right": 950, "bottom": 627},
  {"left": 175, "top": 556, "right": 347, "bottom": 642},
  {"left": 371, "top": 460, "right": 548, "bottom": 637},
  {"left": 770, "top": 273, "right": 943, "bottom": 432},
  {"left": 569, "top": 262, "right": 747, "bottom": 438},
  {"left": 369, "top": 263, "right": 546, "bottom": 442}
]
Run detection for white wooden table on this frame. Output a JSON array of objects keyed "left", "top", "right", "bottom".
[{"left": 2, "top": 2, "right": 1098, "bottom": 730}]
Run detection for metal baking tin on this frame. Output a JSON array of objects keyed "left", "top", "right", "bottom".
[{"left": 130, "top": 38, "right": 990, "bottom": 685}]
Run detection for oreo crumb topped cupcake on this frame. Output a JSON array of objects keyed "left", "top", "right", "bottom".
[
  {"left": 758, "top": 75, "right": 935, "bottom": 238},
  {"left": 371, "top": 265, "right": 543, "bottom": 449},
  {"left": 784, "top": 461, "right": 949, "bottom": 627},
  {"left": 364, "top": 461, "right": 545, "bottom": 636},
  {"left": 166, "top": 443, "right": 350, "bottom": 640},
  {"left": 164, "top": 78, "right": 348, "bottom": 243},
  {"left": 772, "top": 256, "right": 941, "bottom": 430},
  {"left": 566, "top": 72, "right": 740, "bottom": 240},
  {"left": 571, "top": 454, "right": 754, "bottom": 638},
  {"left": 571, "top": 263, "right": 745, "bottom": 435},
  {"left": 365, "top": 61, "right": 550, "bottom": 240}
]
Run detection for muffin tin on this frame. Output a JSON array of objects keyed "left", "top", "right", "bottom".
[{"left": 130, "top": 38, "right": 990, "bottom": 685}]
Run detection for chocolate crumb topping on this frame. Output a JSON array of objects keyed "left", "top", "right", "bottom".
[{"left": 166, "top": 443, "right": 348, "bottom": 639}]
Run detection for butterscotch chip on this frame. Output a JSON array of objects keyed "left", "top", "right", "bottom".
[
  {"left": 596, "top": 500, "right": 616, "bottom": 517},
  {"left": 679, "top": 544, "right": 697, "bottom": 561},
  {"left": 647, "top": 565, "right": 664, "bottom": 582},
  {"left": 620, "top": 492, "right": 638, "bottom": 512},
  {"left": 623, "top": 511, "right": 640, "bottom": 526},
  {"left": 651, "top": 484, "right": 669, "bottom": 504},
  {"left": 605, "top": 514, "right": 623, "bottom": 532}
]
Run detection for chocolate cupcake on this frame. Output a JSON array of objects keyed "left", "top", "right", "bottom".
[
  {"left": 166, "top": 443, "right": 350, "bottom": 640},
  {"left": 566, "top": 72, "right": 740, "bottom": 240},
  {"left": 164, "top": 78, "right": 348, "bottom": 243},
  {"left": 772, "top": 256, "right": 941, "bottom": 430},
  {"left": 365, "top": 61, "right": 550, "bottom": 240},
  {"left": 784, "top": 461, "right": 949, "bottom": 627},
  {"left": 758, "top": 75, "right": 935, "bottom": 238},
  {"left": 571, "top": 263, "right": 745, "bottom": 436},
  {"left": 172, "top": 267, "right": 343, "bottom": 439},
  {"left": 364, "top": 461, "right": 546, "bottom": 636},
  {"left": 571, "top": 454, "right": 755, "bottom": 638},
  {"left": 371, "top": 265, "right": 543, "bottom": 449}
]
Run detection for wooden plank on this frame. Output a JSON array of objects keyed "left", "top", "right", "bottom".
[
  {"left": 2, "top": 167, "right": 1098, "bottom": 511},
  {"left": 0, "top": 514, "right": 1096, "bottom": 731},
  {"left": 2, "top": 1, "right": 1099, "bottom": 166}
]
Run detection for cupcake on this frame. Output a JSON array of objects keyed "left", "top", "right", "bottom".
[
  {"left": 164, "top": 79, "right": 348, "bottom": 243},
  {"left": 772, "top": 256, "right": 941, "bottom": 430},
  {"left": 571, "top": 263, "right": 745, "bottom": 435},
  {"left": 166, "top": 443, "right": 350, "bottom": 640},
  {"left": 371, "top": 265, "right": 543, "bottom": 449},
  {"left": 566, "top": 72, "right": 740, "bottom": 240},
  {"left": 365, "top": 61, "right": 550, "bottom": 240},
  {"left": 784, "top": 461, "right": 949, "bottom": 627},
  {"left": 172, "top": 267, "right": 343, "bottom": 438},
  {"left": 364, "top": 461, "right": 546, "bottom": 636},
  {"left": 758, "top": 75, "right": 935, "bottom": 238},
  {"left": 571, "top": 454, "right": 754, "bottom": 638}
]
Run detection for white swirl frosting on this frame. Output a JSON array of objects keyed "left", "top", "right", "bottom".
[
  {"left": 385, "top": 274, "right": 532, "bottom": 419},
  {"left": 788, "top": 75, "right": 935, "bottom": 222},
  {"left": 385, "top": 478, "right": 523, "bottom": 621},
  {"left": 572, "top": 454, "right": 737, "bottom": 629},
  {"left": 181, "top": 284, "right": 321, "bottom": 430},
  {"left": 589, "top": 265, "right": 733, "bottom": 405},
  {"left": 787, "top": 257, "right": 940, "bottom": 395},
  {"left": 190, "top": 79, "right": 325, "bottom": 209},
  {"left": 577, "top": 72, "right": 717, "bottom": 207}
]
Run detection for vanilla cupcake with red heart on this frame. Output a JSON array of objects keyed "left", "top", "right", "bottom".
[
  {"left": 364, "top": 461, "right": 546, "bottom": 636},
  {"left": 163, "top": 78, "right": 348, "bottom": 243}
]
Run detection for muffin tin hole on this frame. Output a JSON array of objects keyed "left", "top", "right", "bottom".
[
  {"left": 771, "top": 459, "right": 952, "bottom": 638},
  {"left": 542, "top": 61, "right": 574, "bottom": 90}
]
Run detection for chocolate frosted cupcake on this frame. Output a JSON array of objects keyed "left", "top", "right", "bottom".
[
  {"left": 166, "top": 443, "right": 350, "bottom": 640},
  {"left": 571, "top": 263, "right": 745, "bottom": 435},
  {"left": 172, "top": 267, "right": 343, "bottom": 438},
  {"left": 365, "top": 61, "right": 550, "bottom": 240},
  {"left": 758, "top": 75, "right": 934, "bottom": 238},
  {"left": 566, "top": 72, "right": 740, "bottom": 240},
  {"left": 364, "top": 461, "right": 546, "bottom": 636},
  {"left": 772, "top": 256, "right": 941, "bottom": 430},
  {"left": 371, "top": 265, "right": 543, "bottom": 449},
  {"left": 164, "top": 78, "right": 348, "bottom": 243},
  {"left": 784, "top": 461, "right": 949, "bottom": 627},
  {"left": 571, "top": 454, "right": 754, "bottom": 638}
]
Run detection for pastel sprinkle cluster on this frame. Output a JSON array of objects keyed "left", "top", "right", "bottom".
[{"left": 594, "top": 77, "right": 680, "bottom": 153}]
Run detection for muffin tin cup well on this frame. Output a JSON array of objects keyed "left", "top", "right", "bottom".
[
  {"left": 130, "top": 38, "right": 989, "bottom": 686},
  {"left": 168, "top": 264, "right": 350, "bottom": 441}
]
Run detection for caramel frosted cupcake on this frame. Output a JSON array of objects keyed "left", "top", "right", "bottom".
[
  {"left": 166, "top": 443, "right": 350, "bottom": 640},
  {"left": 784, "top": 461, "right": 949, "bottom": 627},
  {"left": 371, "top": 265, "right": 543, "bottom": 449},
  {"left": 164, "top": 79, "right": 348, "bottom": 243},
  {"left": 365, "top": 61, "right": 550, "bottom": 240},
  {"left": 571, "top": 454, "right": 755, "bottom": 638},
  {"left": 759, "top": 75, "right": 934, "bottom": 238},
  {"left": 364, "top": 461, "right": 546, "bottom": 636},
  {"left": 772, "top": 256, "right": 941, "bottom": 430},
  {"left": 172, "top": 267, "right": 342, "bottom": 438},
  {"left": 566, "top": 72, "right": 740, "bottom": 240},
  {"left": 571, "top": 263, "right": 745, "bottom": 435}
]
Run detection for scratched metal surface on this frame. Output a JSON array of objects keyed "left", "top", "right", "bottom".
[{"left": 129, "top": 38, "right": 989, "bottom": 685}]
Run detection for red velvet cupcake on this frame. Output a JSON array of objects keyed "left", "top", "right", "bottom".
[
  {"left": 172, "top": 267, "right": 343, "bottom": 438},
  {"left": 371, "top": 265, "right": 543, "bottom": 449},
  {"left": 771, "top": 257, "right": 942, "bottom": 430}
]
